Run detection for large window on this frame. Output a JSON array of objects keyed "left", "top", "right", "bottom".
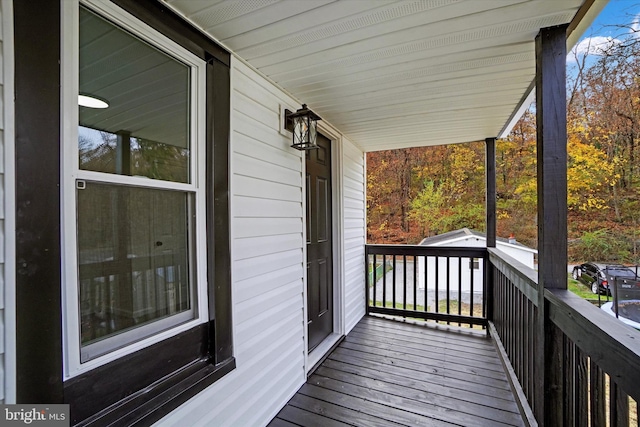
[{"left": 64, "top": 3, "right": 207, "bottom": 371}]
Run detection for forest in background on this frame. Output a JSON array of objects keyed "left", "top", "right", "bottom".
[{"left": 366, "top": 16, "right": 640, "bottom": 263}]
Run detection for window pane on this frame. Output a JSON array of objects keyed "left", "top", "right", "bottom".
[
  {"left": 77, "top": 182, "right": 194, "bottom": 360},
  {"left": 78, "top": 6, "right": 190, "bottom": 183},
  {"left": 79, "top": 127, "right": 190, "bottom": 182}
]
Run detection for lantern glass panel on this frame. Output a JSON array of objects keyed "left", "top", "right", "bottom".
[
  {"left": 293, "top": 116, "right": 308, "bottom": 144},
  {"left": 308, "top": 119, "right": 317, "bottom": 147}
]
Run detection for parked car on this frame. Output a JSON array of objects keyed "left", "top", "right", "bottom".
[
  {"left": 572, "top": 263, "right": 640, "bottom": 294},
  {"left": 572, "top": 263, "right": 608, "bottom": 294}
]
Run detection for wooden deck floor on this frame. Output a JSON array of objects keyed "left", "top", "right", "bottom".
[{"left": 269, "top": 316, "right": 525, "bottom": 427}]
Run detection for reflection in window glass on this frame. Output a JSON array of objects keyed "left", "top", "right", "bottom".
[
  {"left": 79, "top": 127, "right": 189, "bottom": 182},
  {"left": 77, "top": 182, "right": 194, "bottom": 359},
  {"left": 79, "top": 6, "right": 190, "bottom": 183}
]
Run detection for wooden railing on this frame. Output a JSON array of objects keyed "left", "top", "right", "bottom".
[
  {"left": 489, "top": 248, "right": 640, "bottom": 426},
  {"left": 365, "top": 244, "right": 640, "bottom": 425},
  {"left": 489, "top": 249, "right": 538, "bottom": 418},
  {"left": 365, "top": 244, "right": 488, "bottom": 328}
]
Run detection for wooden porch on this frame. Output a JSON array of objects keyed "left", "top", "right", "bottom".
[
  {"left": 271, "top": 243, "right": 640, "bottom": 426},
  {"left": 269, "top": 316, "right": 524, "bottom": 427}
]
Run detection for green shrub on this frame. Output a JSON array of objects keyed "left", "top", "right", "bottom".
[{"left": 570, "top": 229, "right": 632, "bottom": 263}]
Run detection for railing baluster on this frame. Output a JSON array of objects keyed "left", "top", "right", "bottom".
[
  {"left": 591, "top": 362, "right": 607, "bottom": 427},
  {"left": 457, "top": 257, "right": 462, "bottom": 326},
  {"left": 382, "top": 254, "right": 387, "bottom": 309},
  {"left": 469, "top": 258, "right": 472, "bottom": 317},
  {"left": 403, "top": 255, "right": 407, "bottom": 312},
  {"left": 516, "top": 290, "right": 522, "bottom": 389},
  {"left": 365, "top": 252, "right": 369, "bottom": 312},
  {"left": 523, "top": 295, "right": 530, "bottom": 404},
  {"left": 482, "top": 254, "right": 487, "bottom": 319},
  {"left": 424, "top": 255, "right": 428, "bottom": 312},
  {"left": 528, "top": 295, "right": 534, "bottom": 405},
  {"left": 392, "top": 255, "right": 397, "bottom": 310},
  {"left": 446, "top": 256, "right": 450, "bottom": 324},
  {"left": 610, "top": 380, "right": 630, "bottom": 427},
  {"left": 496, "top": 269, "right": 502, "bottom": 334},
  {"left": 372, "top": 254, "right": 377, "bottom": 311},
  {"left": 507, "top": 276, "right": 512, "bottom": 361},
  {"left": 434, "top": 255, "right": 440, "bottom": 313},
  {"left": 511, "top": 279, "right": 516, "bottom": 363},
  {"left": 413, "top": 254, "right": 417, "bottom": 311},
  {"left": 530, "top": 293, "right": 536, "bottom": 416},
  {"left": 520, "top": 288, "right": 526, "bottom": 386},
  {"left": 564, "top": 334, "right": 575, "bottom": 427},
  {"left": 575, "top": 346, "right": 589, "bottom": 427},
  {"left": 366, "top": 250, "right": 370, "bottom": 312}
]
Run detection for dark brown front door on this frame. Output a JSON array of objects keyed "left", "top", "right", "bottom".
[{"left": 306, "top": 134, "right": 333, "bottom": 352}]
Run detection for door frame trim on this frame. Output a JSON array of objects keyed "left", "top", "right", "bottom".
[{"left": 303, "top": 122, "right": 345, "bottom": 374}]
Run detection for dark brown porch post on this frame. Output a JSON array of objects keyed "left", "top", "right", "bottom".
[
  {"left": 15, "top": 0, "right": 64, "bottom": 403},
  {"left": 535, "top": 24, "right": 568, "bottom": 426},
  {"left": 485, "top": 137, "right": 497, "bottom": 248},
  {"left": 485, "top": 137, "right": 497, "bottom": 322}
]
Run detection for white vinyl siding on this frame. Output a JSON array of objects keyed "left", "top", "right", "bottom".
[
  {"left": 342, "top": 138, "right": 366, "bottom": 334},
  {"left": 229, "top": 60, "right": 307, "bottom": 426},
  {"left": 155, "top": 58, "right": 307, "bottom": 427}
]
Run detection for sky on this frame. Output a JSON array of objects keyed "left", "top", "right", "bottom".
[{"left": 570, "top": 0, "right": 640, "bottom": 61}]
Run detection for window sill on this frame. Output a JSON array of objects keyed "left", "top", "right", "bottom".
[
  {"left": 76, "top": 357, "right": 235, "bottom": 427},
  {"left": 65, "top": 324, "right": 235, "bottom": 426}
]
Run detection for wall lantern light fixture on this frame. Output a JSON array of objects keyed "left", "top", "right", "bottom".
[{"left": 284, "top": 104, "right": 322, "bottom": 150}]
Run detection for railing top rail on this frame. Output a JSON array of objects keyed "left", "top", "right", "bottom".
[
  {"left": 488, "top": 248, "right": 539, "bottom": 306},
  {"left": 546, "top": 288, "right": 640, "bottom": 402},
  {"left": 488, "top": 248, "right": 538, "bottom": 287},
  {"left": 366, "top": 244, "right": 486, "bottom": 258}
]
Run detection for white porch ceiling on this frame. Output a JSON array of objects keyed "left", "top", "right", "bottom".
[{"left": 164, "top": 0, "right": 605, "bottom": 152}]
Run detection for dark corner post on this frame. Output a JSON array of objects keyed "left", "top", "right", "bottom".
[
  {"left": 14, "top": 0, "right": 64, "bottom": 402},
  {"left": 485, "top": 137, "right": 497, "bottom": 248},
  {"left": 535, "top": 24, "right": 568, "bottom": 426},
  {"left": 485, "top": 137, "right": 496, "bottom": 322}
]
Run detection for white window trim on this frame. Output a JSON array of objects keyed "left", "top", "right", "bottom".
[
  {"left": 61, "top": 0, "right": 208, "bottom": 379},
  {"left": 3, "top": 0, "right": 17, "bottom": 404}
]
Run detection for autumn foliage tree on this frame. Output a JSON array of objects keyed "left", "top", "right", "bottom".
[
  {"left": 366, "top": 148, "right": 425, "bottom": 242},
  {"left": 367, "top": 143, "right": 485, "bottom": 243}
]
